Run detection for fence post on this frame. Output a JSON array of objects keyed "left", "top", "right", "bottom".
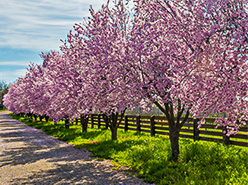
[
  {"left": 105, "top": 121, "right": 109, "bottom": 129},
  {"left": 98, "top": 115, "right": 101, "bottom": 129},
  {"left": 103, "top": 115, "right": 109, "bottom": 130},
  {"left": 136, "top": 115, "right": 141, "bottom": 133},
  {"left": 150, "top": 116, "right": 155, "bottom": 136},
  {"left": 193, "top": 118, "right": 200, "bottom": 141},
  {"left": 223, "top": 126, "right": 230, "bottom": 145},
  {"left": 124, "top": 115, "right": 128, "bottom": 132},
  {"left": 91, "top": 114, "right": 94, "bottom": 128}
]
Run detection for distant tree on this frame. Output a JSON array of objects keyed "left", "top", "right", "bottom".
[
  {"left": 63, "top": 0, "right": 139, "bottom": 139},
  {"left": 0, "top": 80, "right": 9, "bottom": 109},
  {"left": 3, "top": 78, "right": 32, "bottom": 114},
  {"left": 38, "top": 51, "right": 86, "bottom": 124}
]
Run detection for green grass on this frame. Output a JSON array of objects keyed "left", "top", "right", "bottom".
[{"left": 10, "top": 113, "right": 248, "bottom": 185}]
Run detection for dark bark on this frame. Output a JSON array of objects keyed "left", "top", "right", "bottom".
[
  {"left": 45, "top": 115, "right": 49, "bottom": 122},
  {"left": 223, "top": 126, "right": 230, "bottom": 145},
  {"left": 81, "top": 115, "right": 88, "bottom": 132},
  {"left": 110, "top": 113, "right": 118, "bottom": 140},
  {"left": 65, "top": 117, "right": 70, "bottom": 129},
  {"left": 124, "top": 116, "right": 128, "bottom": 132},
  {"left": 102, "top": 109, "right": 126, "bottom": 141},
  {"left": 136, "top": 115, "right": 141, "bottom": 133},
  {"left": 39, "top": 116, "right": 43, "bottom": 121},
  {"left": 169, "top": 129, "right": 180, "bottom": 162},
  {"left": 155, "top": 100, "right": 191, "bottom": 162},
  {"left": 111, "top": 127, "right": 118, "bottom": 140},
  {"left": 193, "top": 118, "right": 200, "bottom": 141},
  {"left": 34, "top": 114, "right": 37, "bottom": 121},
  {"left": 27, "top": 113, "right": 33, "bottom": 119}
]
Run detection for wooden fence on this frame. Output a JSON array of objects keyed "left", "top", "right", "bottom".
[{"left": 75, "top": 114, "right": 248, "bottom": 147}]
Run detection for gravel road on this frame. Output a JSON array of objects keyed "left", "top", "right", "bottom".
[{"left": 0, "top": 111, "right": 151, "bottom": 185}]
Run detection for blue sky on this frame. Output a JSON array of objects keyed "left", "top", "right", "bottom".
[{"left": 0, "top": 0, "right": 108, "bottom": 84}]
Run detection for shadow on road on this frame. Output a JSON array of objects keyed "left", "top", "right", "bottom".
[{"left": 0, "top": 111, "right": 146, "bottom": 185}]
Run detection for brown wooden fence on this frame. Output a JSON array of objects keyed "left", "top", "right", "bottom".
[{"left": 75, "top": 114, "right": 248, "bottom": 147}]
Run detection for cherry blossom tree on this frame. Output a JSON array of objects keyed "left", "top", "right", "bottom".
[
  {"left": 3, "top": 77, "right": 32, "bottom": 115},
  {"left": 36, "top": 51, "right": 89, "bottom": 128},
  {"left": 126, "top": 0, "right": 248, "bottom": 161},
  {"left": 0, "top": 80, "right": 9, "bottom": 109},
  {"left": 5, "top": 50, "right": 89, "bottom": 128},
  {"left": 22, "top": 63, "right": 48, "bottom": 121},
  {"left": 62, "top": 0, "right": 140, "bottom": 139}
]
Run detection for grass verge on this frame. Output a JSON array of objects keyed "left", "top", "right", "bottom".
[{"left": 10, "top": 113, "right": 248, "bottom": 185}]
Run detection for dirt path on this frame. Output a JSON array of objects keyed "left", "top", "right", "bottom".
[{"left": 0, "top": 111, "right": 150, "bottom": 185}]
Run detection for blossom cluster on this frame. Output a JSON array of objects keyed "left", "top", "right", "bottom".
[{"left": 3, "top": 0, "right": 248, "bottom": 135}]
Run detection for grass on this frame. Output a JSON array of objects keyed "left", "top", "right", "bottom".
[{"left": 10, "top": 113, "right": 248, "bottom": 185}]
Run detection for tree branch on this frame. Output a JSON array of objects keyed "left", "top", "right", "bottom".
[{"left": 154, "top": 101, "right": 166, "bottom": 114}]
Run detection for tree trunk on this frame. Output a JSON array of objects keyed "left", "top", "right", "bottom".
[
  {"left": 154, "top": 100, "right": 191, "bottom": 162},
  {"left": 45, "top": 115, "right": 49, "bottom": 122},
  {"left": 110, "top": 113, "right": 119, "bottom": 140},
  {"left": 102, "top": 110, "right": 126, "bottom": 141},
  {"left": 111, "top": 127, "right": 118, "bottom": 140},
  {"left": 39, "top": 116, "right": 43, "bottom": 121},
  {"left": 65, "top": 118, "right": 70, "bottom": 129},
  {"left": 34, "top": 114, "right": 37, "bottom": 121},
  {"left": 82, "top": 122, "right": 87, "bottom": 132},
  {"left": 169, "top": 130, "right": 180, "bottom": 162},
  {"left": 81, "top": 115, "right": 88, "bottom": 132},
  {"left": 103, "top": 114, "right": 118, "bottom": 140},
  {"left": 29, "top": 113, "right": 33, "bottom": 119}
]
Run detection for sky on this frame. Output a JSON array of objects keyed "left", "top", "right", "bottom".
[{"left": 0, "top": 0, "right": 108, "bottom": 84}]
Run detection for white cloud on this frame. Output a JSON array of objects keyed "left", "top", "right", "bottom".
[
  {"left": 0, "top": 61, "right": 31, "bottom": 66},
  {"left": 0, "top": 0, "right": 107, "bottom": 51},
  {"left": 0, "top": 69, "right": 27, "bottom": 83},
  {"left": 0, "top": 0, "right": 134, "bottom": 83}
]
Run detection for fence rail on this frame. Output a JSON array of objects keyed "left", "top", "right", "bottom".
[{"left": 75, "top": 114, "right": 248, "bottom": 147}]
